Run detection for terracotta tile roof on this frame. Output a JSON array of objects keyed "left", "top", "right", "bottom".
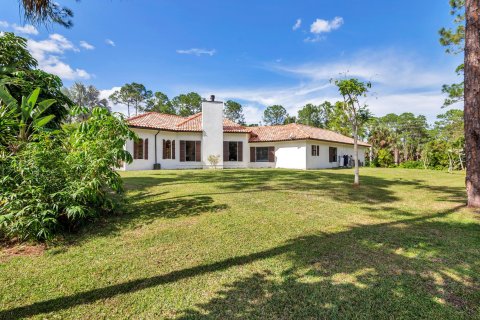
[
  {"left": 127, "top": 112, "right": 251, "bottom": 133},
  {"left": 127, "top": 112, "right": 185, "bottom": 130},
  {"left": 249, "top": 123, "right": 371, "bottom": 147},
  {"left": 127, "top": 113, "right": 370, "bottom": 146}
]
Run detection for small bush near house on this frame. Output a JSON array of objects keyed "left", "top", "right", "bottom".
[
  {"left": 0, "top": 105, "right": 136, "bottom": 241},
  {"left": 377, "top": 148, "right": 394, "bottom": 167},
  {"left": 398, "top": 160, "right": 424, "bottom": 169},
  {"left": 207, "top": 154, "right": 221, "bottom": 169}
]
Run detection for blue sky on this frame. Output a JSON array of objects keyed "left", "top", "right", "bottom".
[{"left": 1, "top": 0, "right": 462, "bottom": 123}]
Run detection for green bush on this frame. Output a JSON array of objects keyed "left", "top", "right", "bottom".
[
  {"left": 398, "top": 160, "right": 424, "bottom": 169},
  {"left": 0, "top": 106, "right": 135, "bottom": 241},
  {"left": 377, "top": 148, "right": 394, "bottom": 168}
]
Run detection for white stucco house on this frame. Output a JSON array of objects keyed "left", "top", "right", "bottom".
[{"left": 122, "top": 96, "right": 370, "bottom": 170}]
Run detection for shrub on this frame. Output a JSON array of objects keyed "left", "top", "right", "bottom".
[
  {"left": 398, "top": 160, "right": 424, "bottom": 169},
  {"left": 207, "top": 154, "right": 220, "bottom": 169},
  {"left": 0, "top": 106, "right": 136, "bottom": 241},
  {"left": 377, "top": 148, "right": 394, "bottom": 167}
]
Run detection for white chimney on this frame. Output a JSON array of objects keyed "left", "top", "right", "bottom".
[{"left": 201, "top": 95, "right": 224, "bottom": 169}]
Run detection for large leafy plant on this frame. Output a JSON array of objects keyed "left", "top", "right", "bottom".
[{"left": 0, "top": 93, "right": 136, "bottom": 241}]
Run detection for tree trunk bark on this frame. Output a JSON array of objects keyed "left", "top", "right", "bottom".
[
  {"left": 394, "top": 147, "right": 399, "bottom": 165},
  {"left": 354, "top": 125, "right": 360, "bottom": 186},
  {"left": 465, "top": 0, "right": 480, "bottom": 207}
]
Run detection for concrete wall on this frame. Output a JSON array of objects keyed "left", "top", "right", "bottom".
[
  {"left": 202, "top": 100, "right": 225, "bottom": 169},
  {"left": 306, "top": 140, "right": 367, "bottom": 169}
]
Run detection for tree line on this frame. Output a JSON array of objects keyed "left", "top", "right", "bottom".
[{"left": 62, "top": 78, "right": 465, "bottom": 173}]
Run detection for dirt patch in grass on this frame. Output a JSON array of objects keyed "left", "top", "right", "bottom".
[{"left": 0, "top": 242, "right": 46, "bottom": 262}]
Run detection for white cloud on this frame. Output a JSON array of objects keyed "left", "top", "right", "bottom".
[
  {"left": 27, "top": 33, "right": 90, "bottom": 80},
  {"left": 304, "top": 17, "right": 344, "bottom": 42},
  {"left": 176, "top": 48, "right": 216, "bottom": 56},
  {"left": 99, "top": 86, "right": 131, "bottom": 115},
  {"left": 105, "top": 39, "right": 115, "bottom": 46},
  {"left": 200, "top": 50, "right": 460, "bottom": 124},
  {"left": 41, "top": 58, "right": 90, "bottom": 80},
  {"left": 310, "top": 17, "right": 344, "bottom": 34},
  {"left": 12, "top": 24, "right": 39, "bottom": 35},
  {"left": 292, "top": 19, "right": 302, "bottom": 31},
  {"left": 79, "top": 40, "right": 95, "bottom": 50},
  {"left": 243, "top": 105, "right": 265, "bottom": 125},
  {"left": 0, "top": 21, "right": 9, "bottom": 28}
]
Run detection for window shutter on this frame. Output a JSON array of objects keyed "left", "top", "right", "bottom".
[
  {"left": 238, "top": 141, "right": 243, "bottom": 162},
  {"left": 223, "top": 141, "right": 229, "bottom": 162},
  {"left": 195, "top": 141, "right": 201, "bottom": 162},
  {"left": 144, "top": 139, "right": 148, "bottom": 160},
  {"left": 162, "top": 139, "right": 166, "bottom": 159},
  {"left": 268, "top": 146, "right": 275, "bottom": 162},
  {"left": 138, "top": 139, "right": 143, "bottom": 159},
  {"left": 250, "top": 147, "right": 255, "bottom": 162},
  {"left": 180, "top": 140, "right": 186, "bottom": 162},
  {"left": 172, "top": 140, "right": 175, "bottom": 159},
  {"left": 133, "top": 140, "right": 138, "bottom": 160}
]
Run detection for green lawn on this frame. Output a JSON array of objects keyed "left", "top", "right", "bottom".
[{"left": 1, "top": 168, "right": 479, "bottom": 319}]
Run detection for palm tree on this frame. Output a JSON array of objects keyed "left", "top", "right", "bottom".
[
  {"left": 19, "top": 0, "right": 74, "bottom": 28},
  {"left": 64, "top": 82, "right": 109, "bottom": 120}
]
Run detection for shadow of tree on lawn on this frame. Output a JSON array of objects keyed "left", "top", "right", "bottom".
[
  {"left": 69, "top": 195, "right": 228, "bottom": 243},
  {"left": 176, "top": 205, "right": 479, "bottom": 319},
  {"left": 123, "top": 169, "right": 435, "bottom": 206},
  {"left": 2, "top": 205, "right": 479, "bottom": 319}
]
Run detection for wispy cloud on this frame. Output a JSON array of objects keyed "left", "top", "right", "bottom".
[
  {"left": 79, "top": 40, "right": 95, "bottom": 50},
  {"left": 176, "top": 48, "right": 216, "bottom": 56},
  {"left": 292, "top": 19, "right": 302, "bottom": 31},
  {"left": 200, "top": 50, "right": 459, "bottom": 124},
  {"left": 12, "top": 24, "right": 39, "bottom": 35},
  {"left": 0, "top": 21, "right": 9, "bottom": 28},
  {"left": 27, "top": 33, "right": 90, "bottom": 80},
  {"left": 105, "top": 39, "right": 115, "bottom": 47}
]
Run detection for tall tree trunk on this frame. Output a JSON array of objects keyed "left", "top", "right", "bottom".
[
  {"left": 353, "top": 124, "right": 359, "bottom": 186},
  {"left": 394, "top": 146, "right": 399, "bottom": 165},
  {"left": 465, "top": 0, "right": 480, "bottom": 207}
]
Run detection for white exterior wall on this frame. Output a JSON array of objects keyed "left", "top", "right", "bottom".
[
  {"left": 223, "top": 133, "right": 250, "bottom": 169},
  {"left": 274, "top": 141, "right": 307, "bottom": 169},
  {"left": 247, "top": 142, "right": 276, "bottom": 169},
  {"left": 202, "top": 101, "right": 224, "bottom": 169},
  {"left": 248, "top": 141, "right": 306, "bottom": 169},
  {"left": 123, "top": 129, "right": 368, "bottom": 171},
  {"left": 123, "top": 129, "right": 203, "bottom": 170},
  {"left": 306, "top": 140, "right": 367, "bottom": 169}
]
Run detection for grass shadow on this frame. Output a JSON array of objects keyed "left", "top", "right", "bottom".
[{"left": 2, "top": 205, "right": 479, "bottom": 319}]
